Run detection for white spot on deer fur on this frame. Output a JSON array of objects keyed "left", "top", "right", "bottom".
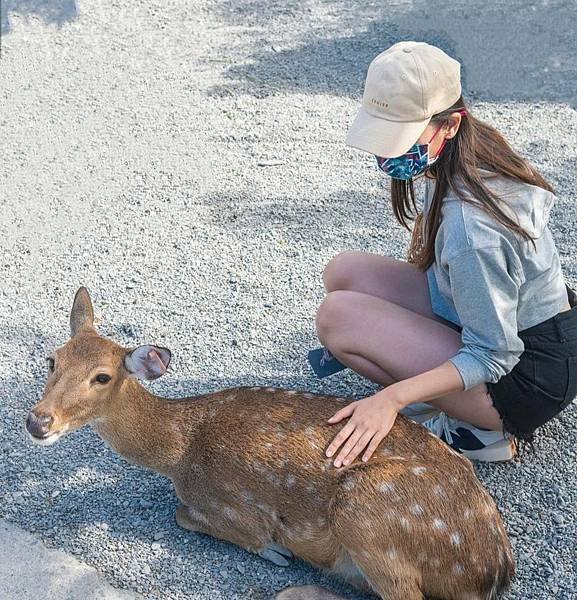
[
  {"left": 433, "top": 485, "right": 447, "bottom": 498},
  {"left": 430, "top": 557, "right": 441, "bottom": 567},
  {"left": 256, "top": 502, "right": 273, "bottom": 515},
  {"left": 266, "top": 387, "right": 276, "bottom": 392},
  {"left": 286, "top": 390, "right": 297, "bottom": 395},
  {"left": 464, "top": 508, "right": 472, "bottom": 519},
  {"left": 399, "top": 517, "right": 411, "bottom": 530},
  {"left": 453, "top": 563, "right": 465, "bottom": 575},
  {"left": 450, "top": 533, "right": 461, "bottom": 546},
  {"left": 379, "top": 482, "right": 395, "bottom": 493},
  {"left": 433, "top": 519, "right": 447, "bottom": 530},
  {"left": 412, "top": 466, "right": 426, "bottom": 475},
  {"left": 305, "top": 426, "right": 316, "bottom": 436},
  {"left": 227, "top": 394, "right": 237, "bottom": 400},
  {"left": 267, "top": 473, "right": 279, "bottom": 486},
  {"left": 223, "top": 506, "right": 238, "bottom": 521},
  {"left": 303, "top": 393, "right": 315, "bottom": 399},
  {"left": 250, "top": 386, "right": 261, "bottom": 391},
  {"left": 343, "top": 479, "right": 355, "bottom": 491},
  {"left": 187, "top": 507, "right": 209, "bottom": 525},
  {"left": 241, "top": 490, "right": 254, "bottom": 502},
  {"left": 410, "top": 504, "right": 424, "bottom": 516},
  {"left": 417, "top": 551, "right": 427, "bottom": 563},
  {"left": 386, "top": 548, "right": 398, "bottom": 560}
]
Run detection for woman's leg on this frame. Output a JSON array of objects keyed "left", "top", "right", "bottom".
[{"left": 316, "top": 251, "right": 502, "bottom": 430}]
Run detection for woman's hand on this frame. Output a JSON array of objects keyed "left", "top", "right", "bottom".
[{"left": 325, "top": 390, "right": 401, "bottom": 467}]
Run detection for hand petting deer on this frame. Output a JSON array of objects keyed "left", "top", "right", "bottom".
[{"left": 26, "top": 287, "right": 514, "bottom": 600}]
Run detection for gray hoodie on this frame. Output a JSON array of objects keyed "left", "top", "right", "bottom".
[{"left": 422, "top": 168, "right": 569, "bottom": 391}]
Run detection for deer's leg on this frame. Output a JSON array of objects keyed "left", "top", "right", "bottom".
[
  {"left": 328, "top": 477, "right": 424, "bottom": 600},
  {"left": 347, "top": 550, "right": 423, "bottom": 600},
  {"left": 175, "top": 503, "right": 293, "bottom": 566}
]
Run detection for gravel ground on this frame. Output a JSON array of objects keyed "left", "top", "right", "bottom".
[{"left": 1, "top": 1, "right": 576, "bottom": 599}]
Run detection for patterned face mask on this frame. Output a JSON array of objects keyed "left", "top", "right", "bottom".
[{"left": 375, "top": 109, "right": 467, "bottom": 180}]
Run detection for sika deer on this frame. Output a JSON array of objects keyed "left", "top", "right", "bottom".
[{"left": 26, "top": 287, "right": 514, "bottom": 600}]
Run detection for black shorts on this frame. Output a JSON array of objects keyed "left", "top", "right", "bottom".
[{"left": 485, "top": 283, "right": 577, "bottom": 440}]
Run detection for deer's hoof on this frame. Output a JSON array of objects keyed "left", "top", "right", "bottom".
[
  {"left": 258, "top": 543, "right": 293, "bottom": 566},
  {"left": 274, "top": 585, "right": 345, "bottom": 600}
]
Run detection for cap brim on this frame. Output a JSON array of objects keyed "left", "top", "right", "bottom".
[{"left": 345, "top": 107, "right": 432, "bottom": 158}]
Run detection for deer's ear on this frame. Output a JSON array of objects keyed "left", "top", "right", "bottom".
[
  {"left": 124, "top": 345, "right": 172, "bottom": 380},
  {"left": 70, "top": 287, "right": 95, "bottom": 336}
]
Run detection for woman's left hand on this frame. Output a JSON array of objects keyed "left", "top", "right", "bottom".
[{"left": 325, "top": 390, "right": 401, "bottom": 467}]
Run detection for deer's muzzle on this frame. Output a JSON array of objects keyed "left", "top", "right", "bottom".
[{"left": 25, "top": 411, "right": 62, "bottom": 445}]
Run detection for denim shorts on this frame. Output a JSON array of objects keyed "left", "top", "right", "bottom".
[{"left": 484, "top": 283, "right": 577, "bottom": 440}]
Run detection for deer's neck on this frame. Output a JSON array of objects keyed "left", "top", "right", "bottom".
[{"left": 91, "top": 378, "right": 200, "bottom": 476}]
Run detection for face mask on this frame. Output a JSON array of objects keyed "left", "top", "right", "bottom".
[{"left": 375, "top": 109, "right": 467, "bottom": 180}]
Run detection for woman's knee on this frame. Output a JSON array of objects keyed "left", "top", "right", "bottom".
[
  {"left": 322, "top": 250, "right": 365, "bottom": 292},
  {"left": 315, "top": 290, "right": 352, "bottom": 345}
]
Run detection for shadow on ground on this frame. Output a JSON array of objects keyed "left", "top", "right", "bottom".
[
  {"left": 1, "top": 0, "right": 78, "bottom": 34},
  {"left": 210, "top": 0, "right": 577, "bottom": 108}
]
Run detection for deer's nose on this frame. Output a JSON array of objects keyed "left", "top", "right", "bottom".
[{"left": 26, "top": 412, "right": 54, "bottom": 438}]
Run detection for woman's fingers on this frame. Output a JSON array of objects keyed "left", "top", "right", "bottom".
[
  {"left": 337, "top": 429, "right": 377, "bottom": 467},
  {"left": 362, "top": 431, "right": 387, "bottom": 462},
  {"left": 327, "top": 402, "right": 357, "bottom": 424},
  {"left": 332, "top": 427, "right": 366, "bottom": 468},
  {"left": 325, "top": 421, "right": 356, "bottom": 458}
]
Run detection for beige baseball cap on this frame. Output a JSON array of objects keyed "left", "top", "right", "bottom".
[{"left": 345, "top": 41, "right": 462, "bottom": 158}]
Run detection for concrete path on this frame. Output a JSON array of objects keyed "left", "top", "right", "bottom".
[{"left": 0, "top": 519, "right": 141, "bottom": 600}]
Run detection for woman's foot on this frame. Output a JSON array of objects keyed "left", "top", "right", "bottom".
[{"left": 420, "top": 412, "right": 517, "bottom": 462}]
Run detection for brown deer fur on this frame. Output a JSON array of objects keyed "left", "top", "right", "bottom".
[{"left": 26, "top": 287, "right": 514, "bottom": 600}]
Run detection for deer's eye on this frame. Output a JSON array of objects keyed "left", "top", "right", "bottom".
[
  {"left": 46, "top": 357, "right": 55, "bottom": 372},
  {"left": 95, "top": 373, "right": 112, "bottom": 385}
]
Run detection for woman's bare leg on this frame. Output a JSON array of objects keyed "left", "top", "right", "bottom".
[{"left": 316, "top": 251, "right": 502, "bottom": 430}]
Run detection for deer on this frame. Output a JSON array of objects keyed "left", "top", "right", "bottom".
[{"left": 25, "top": 287, "right": 514, "bottom": 600}]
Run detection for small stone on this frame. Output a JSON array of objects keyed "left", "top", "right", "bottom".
[
  {"left": 139, "top": 499, "right": 153, "bottom": 509},
  {"left": 50, "top": 490, "right": 60, "bottom": 499},
  {"left": 151, "top": 542, "right": 161, "bottom": 551},
  {"left": 552, "top": 513, "right": 564, "bottom": 525},
  {"left": 236, "top": 564, "right": 246, "bottom": 574},
  {"left": 153, "top": 532, "right": 165, "bottom": 541},
  {"left": 142, "top": 565, "right": 151, "bottom": 575}
]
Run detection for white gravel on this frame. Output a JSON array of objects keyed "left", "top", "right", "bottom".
[{"left": 1, "top": 1, "right": 576, "bottom": 599}]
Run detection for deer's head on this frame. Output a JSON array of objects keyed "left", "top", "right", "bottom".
[{"left": 26, "top": 287, "right": 172, "bottom": 446}]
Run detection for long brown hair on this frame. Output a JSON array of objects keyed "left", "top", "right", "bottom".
[{"left": 399, "top": 95, "right": 555, "bottom": 270}]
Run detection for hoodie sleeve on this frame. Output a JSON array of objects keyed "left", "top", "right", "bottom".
[{"left": 445, "top": 245, "right": 525, "bottom": 391}]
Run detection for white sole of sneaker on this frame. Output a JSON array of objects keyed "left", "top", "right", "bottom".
[
  {"left": 399, "top": 403, "right": 441, "bottom": 424},
  {"left": 460, "top": 440, "right": 516, "bottom": 462}
]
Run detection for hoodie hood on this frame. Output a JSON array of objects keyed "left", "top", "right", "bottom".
[{"left": 428, "top": 167, "right": 556, "bottom": 239}]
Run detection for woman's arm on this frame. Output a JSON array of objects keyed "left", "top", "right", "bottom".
[
  {"left": 325, "top": 361, "right": 463, "bottom": 467},
  {"left": 387, "top": 359, "right": 466, "bottom": 406}
]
